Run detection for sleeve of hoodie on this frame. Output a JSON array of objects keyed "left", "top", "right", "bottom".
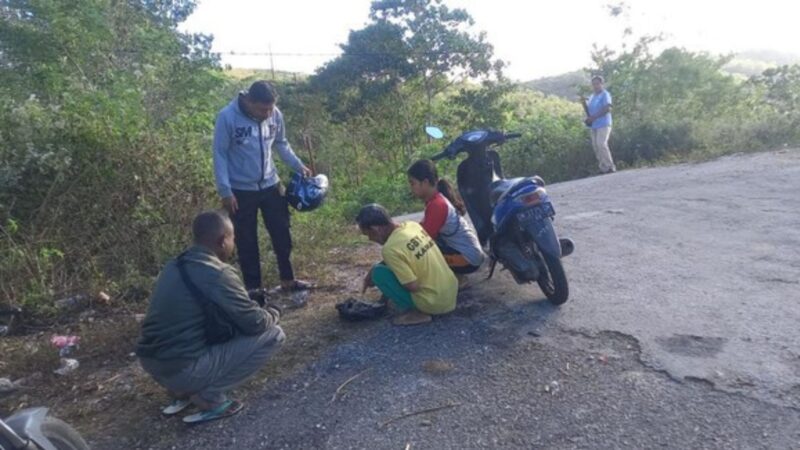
[
  {"left": 210, "top": 265, "right": 279, "bottom": 335},
  {"left": 272, "top": 109, "right": 305, "bottom": 172},
  {"left": 213, "top": 112, "right": 233, "bottom": 198}
]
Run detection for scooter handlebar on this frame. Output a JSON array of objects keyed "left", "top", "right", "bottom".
[{"left": 431, "top": 130, "right": 520, "bottom": 161}]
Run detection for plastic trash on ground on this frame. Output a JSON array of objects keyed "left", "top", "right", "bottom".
[
  {"left": 51, "top": 335, "right": 80, "bottom": 357},
  {"left": 54, "top": 358, "right": 80, "bottom": 376}
]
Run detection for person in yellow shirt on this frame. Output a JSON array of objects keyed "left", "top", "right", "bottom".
[{"left": 357, "top": 204, "right": 458, "bottom": 326}]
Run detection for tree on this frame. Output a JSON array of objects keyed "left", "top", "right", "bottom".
[
  {"left": 448, "top": 80, "right": 513, "bottom": 130},
  {"left": 307, "top": 0, "right": 506, "bottom": 183},
  {"left": 313, "top": 0, "right": 503, "bottom": 120},
  {"left": 0, "top": 0, "right": 226, "bottom": 311},
  {"left": 310, "top": 21, "right": 416, "bottom": 120},
  {"left": 370, "top": 0, "right": 504, "bottom": 113},
  {"left": 751, "top": 64, "right": 800, "bottom": 115}
]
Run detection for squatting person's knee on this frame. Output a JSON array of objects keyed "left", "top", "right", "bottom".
[
  {"left": 260, "top": 325, "right": 286, "bottom": 347},
  {"left": 274, "top": 326, "right": 286, "bottom": 345}
]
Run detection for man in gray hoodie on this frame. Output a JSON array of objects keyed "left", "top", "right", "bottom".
[
  {"left": 213, "top": 80, "right": 312, "bottom": 292},
  {"left": 137, "top": 210, "right": 285, "bottom": 423}
]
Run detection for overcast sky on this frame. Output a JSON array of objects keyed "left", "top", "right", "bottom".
[{"left": 181, "top": 0, "right": 800, "bottom": 81}]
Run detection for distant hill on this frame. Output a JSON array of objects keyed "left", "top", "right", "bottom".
[
  {"left": 521, "top": 50, "right": 800, "bottom": 98},
  {"left": 520, "top": 70, "right": 586, "bottom": 99},
  {"left": 723, "top": 50, "right": 800, "bottom": 77}
]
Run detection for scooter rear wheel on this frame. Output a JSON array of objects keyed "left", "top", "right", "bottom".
[{"left": 537, "top": 252, "right": 569, "bottom": 305}]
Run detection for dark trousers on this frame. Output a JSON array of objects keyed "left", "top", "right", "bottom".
[{"left": 231, "top": 186, "right": 294, "bottom": 289}]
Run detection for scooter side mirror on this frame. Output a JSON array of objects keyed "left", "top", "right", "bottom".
[{"left": 425, "top": 126, "right": 444, "bottom": 140}]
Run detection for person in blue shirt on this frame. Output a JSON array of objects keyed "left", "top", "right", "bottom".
[
  {"left": 213, "top": 81, "right": 314, "bottom": 292},
  {"left": 581, "top": 76, "right": 617, "bottom": 174}
]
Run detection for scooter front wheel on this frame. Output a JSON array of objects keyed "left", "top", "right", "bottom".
[{"left": 537, "top": 251, "right": 569, "bottom": 305}]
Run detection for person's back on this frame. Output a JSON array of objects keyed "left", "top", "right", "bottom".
[
  {"left": 136, "top": 253, "right": 203, "bottom": 362},
  {"left": 425, "top": 193, "right": 485, "bottom": 269},
  {"left": 382, "top": 221, "right": 458, "bottom": 315}
]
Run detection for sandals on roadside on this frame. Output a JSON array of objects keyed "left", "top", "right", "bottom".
[
  {"left": 162, "top": 399, "right": 192, "bottom": 416},
  {"left": 161, "top": 398, "right": 244, "bottom": 424},
  {"left": 182, "top": 400, "right": 244, "bottom": 425}
]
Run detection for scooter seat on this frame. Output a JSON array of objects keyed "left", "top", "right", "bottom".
[{"left": 490, "top": 178, "right": 524, "bottom": 206}]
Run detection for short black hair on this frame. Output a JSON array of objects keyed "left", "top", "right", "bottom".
[
  {"left": 355, "top": 203, "right": 392, "bottom": 229},
  {"left": 192, "top": 210, "right": 232, "bottom": 245},
  {"left": 592, "top": 75, "right": 605, "bottom": 83},
  {"left": 247, "top": 80, "right": 277, "bottom": 104}
]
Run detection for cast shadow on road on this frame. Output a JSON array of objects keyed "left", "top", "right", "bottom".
[{"left": 315, "top": 276, "right": 563, "bottom": 379}]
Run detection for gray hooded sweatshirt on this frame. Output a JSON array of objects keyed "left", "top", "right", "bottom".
[{"left": 213, "top": 95, "right": 304, "bottom": 198}]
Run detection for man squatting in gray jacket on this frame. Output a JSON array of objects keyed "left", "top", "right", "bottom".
[{"left": 137, "top": 211, "right": 285, "bottom": 423}]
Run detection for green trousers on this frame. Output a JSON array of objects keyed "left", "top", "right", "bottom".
[{"left": 371, "top": 263, "right": 414, "bottom": 312}]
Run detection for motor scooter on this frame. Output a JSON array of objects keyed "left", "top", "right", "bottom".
[{"left": 428, "top": 127, "right": 574, "bottom": 304}]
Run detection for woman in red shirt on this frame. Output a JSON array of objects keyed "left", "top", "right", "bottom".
[{"left": 407, "top": 160, "right": 485, "bottom": 282}]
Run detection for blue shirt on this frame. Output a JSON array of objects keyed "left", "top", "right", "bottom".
[
  {"left": 588, "top": 89, "right": 612, "bottom": 129},
  {"left": 213, "top": 96, "right": 305, "bottom": 198}
]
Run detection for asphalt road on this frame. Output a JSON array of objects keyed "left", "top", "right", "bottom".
[
  {"left": 551, "top": 149, "right": 800, "bottom": 406},
  {"left": 138, "top": 150, "right": 800, "bottom": 450}
]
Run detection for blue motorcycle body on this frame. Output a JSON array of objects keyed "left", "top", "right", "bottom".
[{"left": 491, "top": 177, "right": 562, "bottom": 260}]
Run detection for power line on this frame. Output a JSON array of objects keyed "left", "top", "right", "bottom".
[
  {"left": 218, "top": 51, "right": 339, "bottom": 57},
  {"left": 214, "top": 50, "right": 488, "bottom": 58}
]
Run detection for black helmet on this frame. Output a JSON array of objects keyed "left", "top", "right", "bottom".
[{"left": 286, "top": 172, "right": 329, "bottom": 212}]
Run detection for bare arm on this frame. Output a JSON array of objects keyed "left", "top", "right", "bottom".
[
  {"left": 403, "top": 281, "right": 421, "bottom": 293},
  {"left": 585, "top": 105, "right": 612, "bottom": 125},
  {"left": 579, "top": 96, "right": 590, "bottom": 116},
  {"left": 362, "top": 267, "right": 375, "bottom": 293}
]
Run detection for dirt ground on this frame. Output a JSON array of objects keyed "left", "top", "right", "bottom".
[{"left": 0, "top": 242, "right": 383, "bottom": 447}]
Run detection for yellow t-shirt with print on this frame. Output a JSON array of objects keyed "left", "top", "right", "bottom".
[{"left": 382, "top": 221, "right": 458, "bottom": 315}]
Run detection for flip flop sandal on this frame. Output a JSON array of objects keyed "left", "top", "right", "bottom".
[
  {"left": 392, "top": 311, "right": 433, "bottom": 326},
  {"left": 182, "top": 400, "right": 244, "bottom": 425},
  {"left": 162, "top": 399, "right": 192, "bottom": 416}
]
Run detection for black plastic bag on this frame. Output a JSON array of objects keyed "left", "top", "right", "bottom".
[{"left": 335, "top": 298, "right": 387, "bottom": 322}]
